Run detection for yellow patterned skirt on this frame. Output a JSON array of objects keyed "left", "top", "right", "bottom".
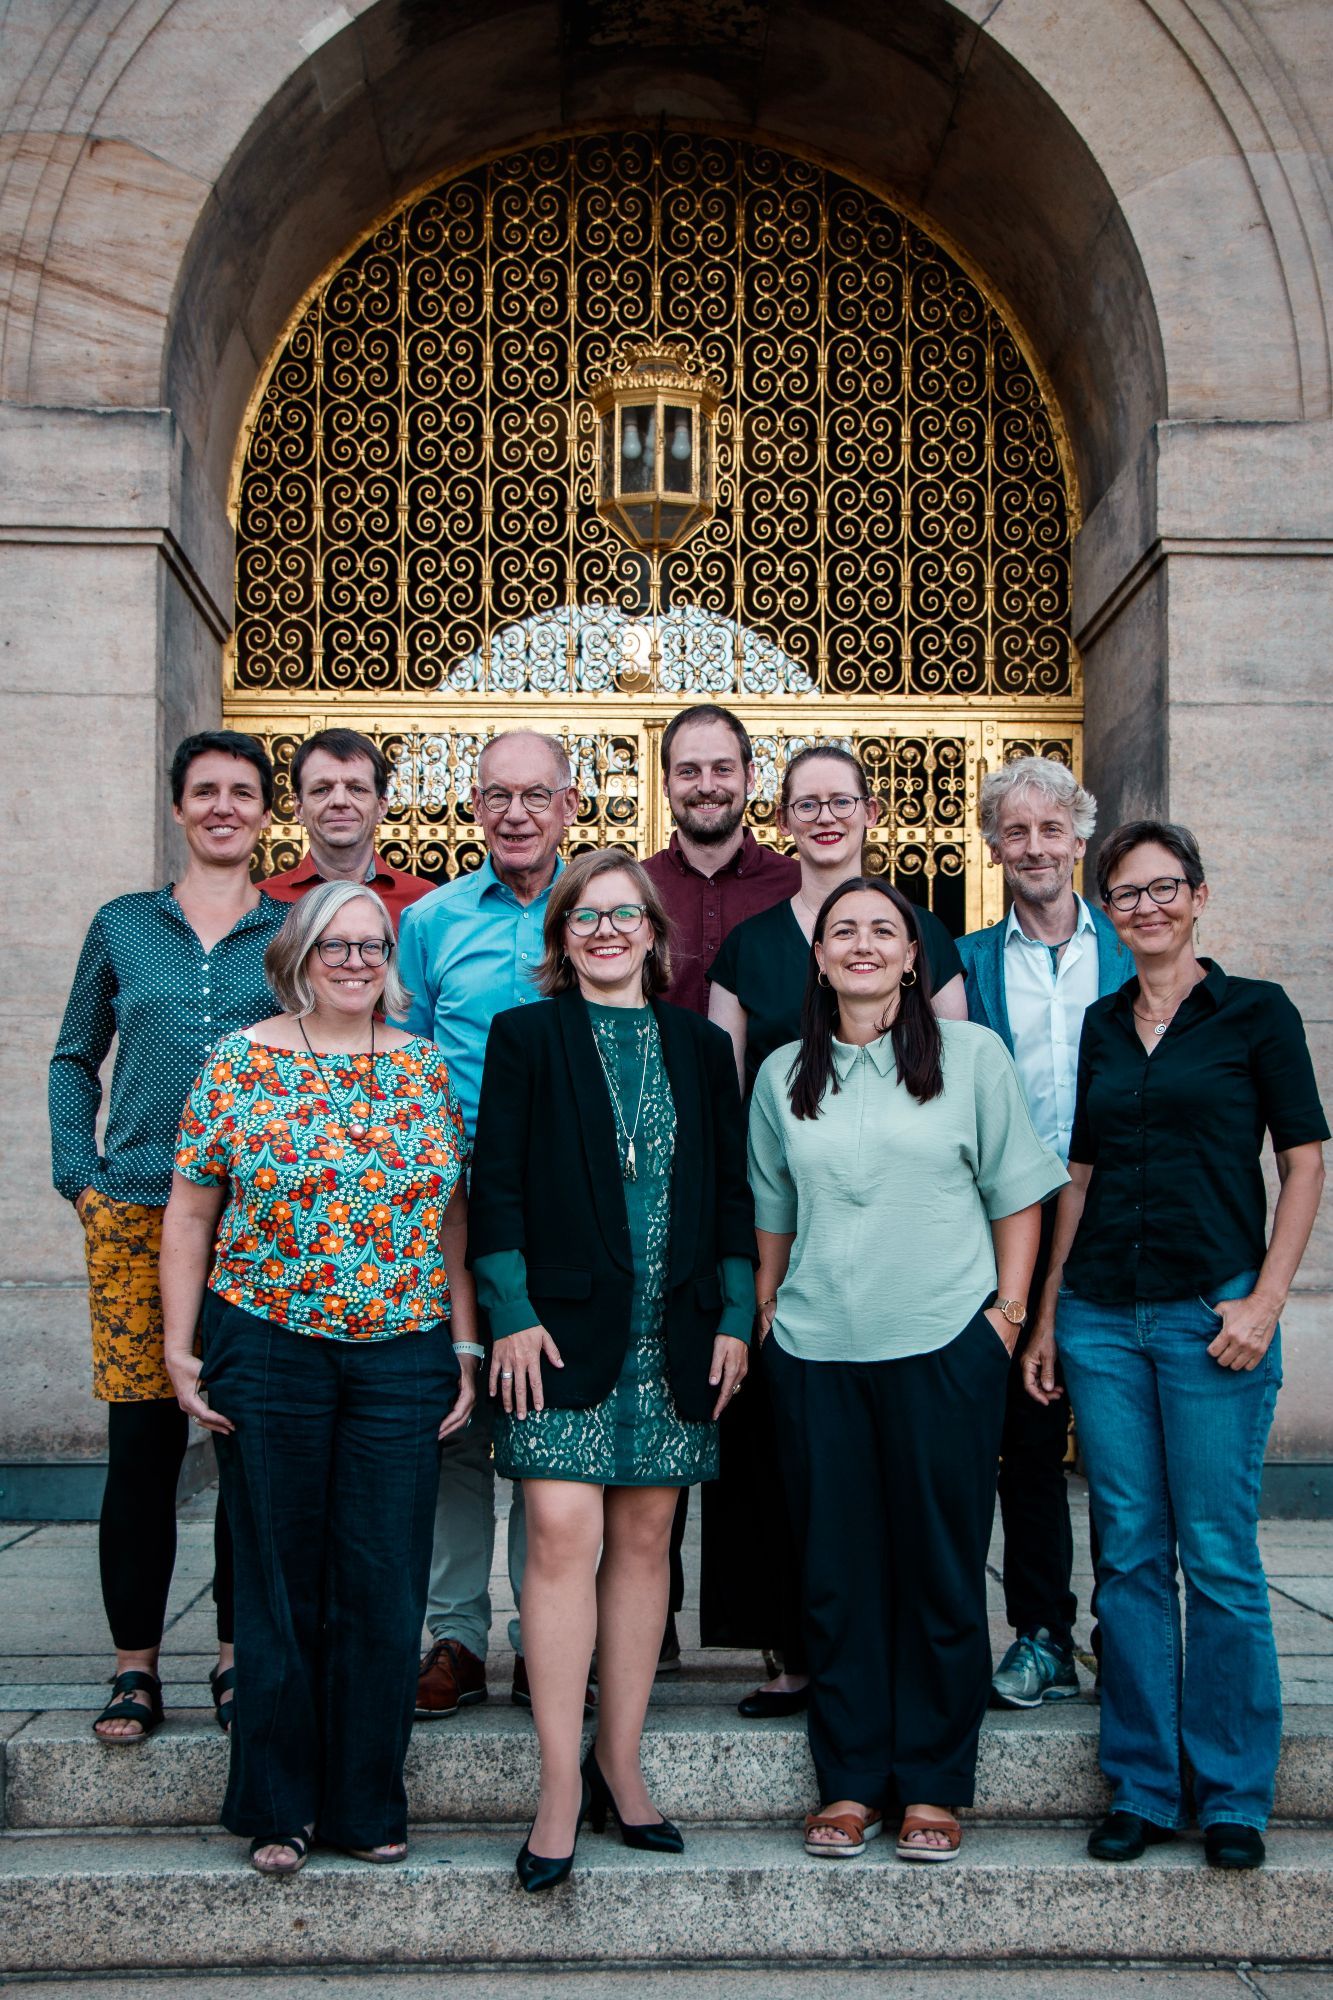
[{"left": 82, "top": 1190, "right": 172, "bottom": 1402}]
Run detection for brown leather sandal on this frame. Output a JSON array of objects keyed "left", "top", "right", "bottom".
[
  {"left": 803, "top": 1806, "right": 883, "bottom": 1858},
  {"left": 896, "top": 1811, "right": 962, "bottom": 1862}
]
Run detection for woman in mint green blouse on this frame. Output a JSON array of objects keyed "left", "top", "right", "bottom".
[
  {"left": 749, "top": 877, "right": 1065, "bottom": 1866},
  {"left": 467, "top": 848, "right": 755, "bottom": 1892}
]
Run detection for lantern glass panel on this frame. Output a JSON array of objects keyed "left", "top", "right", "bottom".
[
  {"left": 664, "top": 405, "right": 694, "bottom": 494},
  {"left": 623, "top": 502, "right": 657, "bottom": 543},
  {"left": 620, "top": 408, "right": 652, "bottom": 494}
]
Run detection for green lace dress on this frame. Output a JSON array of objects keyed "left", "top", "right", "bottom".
[{"left": 486, "top": 1003, "right": 720, "bottom": 1488}]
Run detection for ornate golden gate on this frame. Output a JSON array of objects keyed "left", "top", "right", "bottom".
[{"left": 225, "top": 133, "right": 1081, "bottom": 933}]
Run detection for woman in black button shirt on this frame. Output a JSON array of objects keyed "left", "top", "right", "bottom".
[{"left": 1027, "top": 821, "right": 1326, "bottom": 1872}]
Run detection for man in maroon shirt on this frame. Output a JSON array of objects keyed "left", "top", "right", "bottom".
[
  {"left": 642, "top": 705, "right": 799, "bottom": 1016},
  {"left": 262, "top": 727, "right": 434, "bottom": 932},
  {"left": 641, "top": 704, "right": 797, "bottom": 1669}
]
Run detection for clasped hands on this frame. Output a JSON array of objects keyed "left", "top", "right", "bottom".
[{"left": 491, "top": 1324, "right": 749, "bottom": 1421}]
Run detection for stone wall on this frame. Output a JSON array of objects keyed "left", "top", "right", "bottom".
[{"left": 1, "top": 0, "right": 1329, "bottom": 1491}]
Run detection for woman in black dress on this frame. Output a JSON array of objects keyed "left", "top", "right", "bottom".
[{"left": 704, "top": 746, "right": 967, "bottom": 1716}]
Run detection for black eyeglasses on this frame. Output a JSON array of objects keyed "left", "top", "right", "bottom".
[
  {"left": 1105, "top": 876, "right": 1189, "bottom": 913},
  {"left": 314, "top": 938, "right": 393, "bottom": 966},
  {"left": 565, "top": 904, "right": 648, "bottom": 936},
  {"left": 479, "top": 785, "right": 559, "bottom": 815},
  {"left": 786, "top": 793, "right": 866, "bottom": 824}
]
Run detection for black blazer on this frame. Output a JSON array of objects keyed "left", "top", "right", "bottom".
[{"left": 467, "top": 987, "right": 756, "bottom": 1422}]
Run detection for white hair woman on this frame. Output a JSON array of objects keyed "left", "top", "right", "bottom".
[{"left": 160, "top": 881, "right": 479, "bottom": 1875}]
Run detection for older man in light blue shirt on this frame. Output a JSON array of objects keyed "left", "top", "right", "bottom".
[
  {"left": 396, "top": 731, "right": 577, "bottom": 1718},
  {"left": 958, "top": 756, "right": 1133, "bottom": 1711}
]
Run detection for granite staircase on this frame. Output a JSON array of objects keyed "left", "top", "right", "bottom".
[{"left": 3, "top": 1684, "right": 1332, "bottom": 1980}]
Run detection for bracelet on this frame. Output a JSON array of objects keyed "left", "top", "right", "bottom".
[{"left": 452, "top": 1341, "right": 486, "bottom": 1360}]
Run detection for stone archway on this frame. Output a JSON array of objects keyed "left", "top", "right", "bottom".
[{"left": 3, "top": 0, "right": 1329, "bottom": 1481}]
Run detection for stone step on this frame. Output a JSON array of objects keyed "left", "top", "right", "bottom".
[
  {"left": 3, "top": 1825, "right": 1332, "bottom": 1976},
  {"left": 0, "top": 1975, "right": 1312, "bottom": 2000},
  {"left": 6, "top": 1704, "right": 1332, "bottom": 1835}
]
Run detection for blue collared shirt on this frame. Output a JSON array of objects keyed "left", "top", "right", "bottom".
[
  {"left": 394, "top": 857, "right": 564, "bottom": 1137},
  {"left": 1002, "top": 893, "right": 1100, "bottom": 1161}
]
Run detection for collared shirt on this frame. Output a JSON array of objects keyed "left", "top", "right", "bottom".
[
  {"left": 49, "top": 888, "right": 288, "bottom": 1206},
  {"left": 262, "top": 851, "right": 435, "bottom": 933},
  {"left": 1003, "top": 894, "right": 1100, "bottom": 1160},
  {"left": 1066, "top": 961, "right": 1329, "bottom": 1303},
  {"left": 642, "top": 829, "right": 799, "bottom": 1016},
  {"left": 748, "top": 1020, "right": 1066, "bottom": 1361},
  {"left": 394, "top": 856, "right": 563, "bottom": 1136}
]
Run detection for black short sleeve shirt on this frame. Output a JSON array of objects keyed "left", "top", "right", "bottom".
[{"left": 1065, "top": 962, "right": 1328, "bottom": 1302}]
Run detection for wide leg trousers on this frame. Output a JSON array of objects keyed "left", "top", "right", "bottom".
[
  {"left": 765, "top": 1307, "right": 1009, "bottom": 1810},
  {"left": 202, "top": 1293, "right": 458, "bottom": 1849}
]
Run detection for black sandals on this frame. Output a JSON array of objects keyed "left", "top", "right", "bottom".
[
  {"left": 91, "top": 1669, "right": 164, "bottom": 1744},
  {"left": 209, "top": 1664, "right": 236, "bottom": 1733},
  {"left": 248, "top": 1832, "right": 311, "bottom": 1877}
]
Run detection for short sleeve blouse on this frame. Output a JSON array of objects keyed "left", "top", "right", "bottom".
[{"left": 175, "top": 1034, "right": 469, "bottom": 1340}]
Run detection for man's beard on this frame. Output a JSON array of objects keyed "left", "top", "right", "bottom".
[
  {"left": 1007, "top": 865, "right": 1070, "bottom": 907},
  {"left": 676, "top": 798, "right": 746, "bottom": 845}
]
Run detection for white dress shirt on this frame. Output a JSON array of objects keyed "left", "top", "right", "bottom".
[{"left": 1003, "top": 895, "right": 1100, "bottom": 1162}]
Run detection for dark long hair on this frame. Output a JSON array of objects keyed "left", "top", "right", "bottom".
[{"left": 787, "top": 878, "right": 943, "bottom": 1120}]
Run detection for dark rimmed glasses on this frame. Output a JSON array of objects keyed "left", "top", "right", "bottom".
[
  {"left": 314, "top": 937, "right": 393, "bottom": 966},
  {"left": 786, "top": 792, "right": 867, "bottom": 824},
  {"left": 1105, "top": 876, "right": 1189, "bottom": 914},
  {"left": 565, "top": 904, "right": 648, "bottom": 937}
]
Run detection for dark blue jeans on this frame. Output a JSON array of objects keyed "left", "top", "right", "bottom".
[
  {"left": 1056, "top": 1270, "right": 1281, "bottom": 1832},
  {"left": 202, "top": 1294, "right": 458, "bottom": 1849}
]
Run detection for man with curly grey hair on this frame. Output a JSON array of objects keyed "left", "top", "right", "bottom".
[{"left": 959, "top": 756, "right": 1133, "bottom": 1710}]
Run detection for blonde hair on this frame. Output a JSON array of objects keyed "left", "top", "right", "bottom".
[
  {"left": 537, "top": 849, "right": 672, "bottom": 999},
  {"left": 264, "top": 880, "right": 411, "bottom": 1019}
]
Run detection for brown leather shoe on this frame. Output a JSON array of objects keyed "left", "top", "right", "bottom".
[
  {"left": 415, "top": 1638, "right": 488, "bottom": 1719},
  {"left": 511, "top": 1653, "right": 597, "bottom": 1716}
]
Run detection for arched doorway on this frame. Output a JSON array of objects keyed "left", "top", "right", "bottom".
[{"left": 224, "top": 129, "right": 1081, "bottom": 934}]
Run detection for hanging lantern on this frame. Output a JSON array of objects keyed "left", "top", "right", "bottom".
[{"left": 589, "top": 340, "right": 722, "bottom": 555}]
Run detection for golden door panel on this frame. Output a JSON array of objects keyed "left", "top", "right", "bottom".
[{"left": 226, "top": 131, "right": 1082, "bottom": 929}]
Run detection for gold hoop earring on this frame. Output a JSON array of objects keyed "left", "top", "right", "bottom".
[
  {"left": 817, "top": 970, "right": 830, "bottom": 987},
  {"left": 900, "top": 965, "right": 917, "bottom": 988}
]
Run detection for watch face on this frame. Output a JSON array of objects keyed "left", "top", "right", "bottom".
[{"left": 1000, "top": 1300, "right": 1026, "bottom": 1325}]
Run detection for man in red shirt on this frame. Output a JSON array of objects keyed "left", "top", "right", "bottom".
[
  {"left": 642, "top": 705, "right": 799, "bottom": 1017},
  {"left": 262, "top": 728, "right": 434, "bottom": 931},
  {"left": 641, "top": 704, "right": 798, "bottom": 1669}
]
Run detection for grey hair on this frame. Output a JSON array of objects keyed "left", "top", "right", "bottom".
[
  {"left": 477, "top": 729, "right": 573, "bottom": 788},
  {"left": 264, "top": 879, "right": 412, "bottom": 1020},
  {"left": 979, "top": 756, "right": 1097, "bottom": 846}
]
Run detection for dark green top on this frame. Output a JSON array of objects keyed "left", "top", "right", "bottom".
[
  {"left": 1066, "top": 962, "right": 1329, "bottom": 1302},
  {"left": 709, "top": 895, "right": 965, "bottom": 1098},
  {"left": 49, "top": 888, "right": 288, "bottom": 1207}
]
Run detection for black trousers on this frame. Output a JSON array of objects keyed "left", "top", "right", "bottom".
[
  {"left": 699, "top": 1344, "right": 808, "bottom": 1672},
  {"left": 765, "top": 1309, "right": 1008, "bottom": 1809},
  {"left": 202, "top": 1295, "right": 456, "bottom": 1849},
  {"left": 997, "top": 1200, "right": 1078, "bottom": 1652},
  {"left": 100, "top": 1399, "right": 234, "bottom": 1651}
]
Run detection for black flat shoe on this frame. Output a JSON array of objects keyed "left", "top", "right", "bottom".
[
  {"left": 1088, "top": 1810, "right": 1176, "bottom": 1862},
  {"left": 737, "top": 1685, "right": 809, "bottom": 1719},
  {"left": 583, "top": 1749, "right": 684, "bottom": 1854},
  {"left": 515, "top": 1778, "right": 591, "bottom": 1892},
  {"left": 1204, "top": 1822, "right": 1265, "bottom": 1870}
]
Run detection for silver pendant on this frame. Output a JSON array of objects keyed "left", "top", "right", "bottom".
[
  {"left": 1153, "top": 1022, "right": 1167, "bottom": 1037},
  {"left": 349, "top": 1121, "right": 368, "bottom": 1139},
  {"left": 624, "top": 1137, "right": 637, "bottom": 1181}
]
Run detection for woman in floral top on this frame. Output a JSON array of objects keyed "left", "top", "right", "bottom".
[{"left": 161, "top": 880, "right": 478, "bottom": 1877}]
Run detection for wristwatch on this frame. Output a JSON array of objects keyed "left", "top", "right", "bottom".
[{"left": 994, "top": 1298, "right": 1028, "bottom": 1327}]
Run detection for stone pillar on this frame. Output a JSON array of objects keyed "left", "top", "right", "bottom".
[
  {"left": 0, "top": 406, "right": 229, "bottom": 1515},
  {"left": 1078, "top": 417, "right": 1333, "bottom": 1512}
]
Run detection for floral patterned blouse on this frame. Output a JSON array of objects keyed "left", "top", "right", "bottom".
[{"left": 175, "top": 1033, "right": 468, "bottom": 1340}]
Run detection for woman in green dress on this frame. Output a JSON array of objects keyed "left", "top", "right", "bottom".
[{"left": 468, "top": 848, "right": 756, "bottom": 1891}]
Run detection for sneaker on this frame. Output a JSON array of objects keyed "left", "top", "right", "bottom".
[
  {"left": 990, "top": 1628, "right": 1080, "bottom": 1709},
  {"left": 415, "top": 1637, "right": 488, "bottom": 1719}
]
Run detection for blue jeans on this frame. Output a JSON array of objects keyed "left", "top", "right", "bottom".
[
  {"left": 202, "top": 1294, "right": 458, "bottom": 1849},
  {"left": 1056, "top": 1271, "right": 1281, "bottom": 1831}
]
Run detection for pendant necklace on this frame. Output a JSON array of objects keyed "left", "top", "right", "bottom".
[
  {"left": 1133, "top": 969, "right": 1202, "bottom": 1039},
  {"left": 593, "top": 1015, "right": 652, "bottom": 1181},
  {"left": 298, "top": 1016, "right": 376, "bottom": 1138}
]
